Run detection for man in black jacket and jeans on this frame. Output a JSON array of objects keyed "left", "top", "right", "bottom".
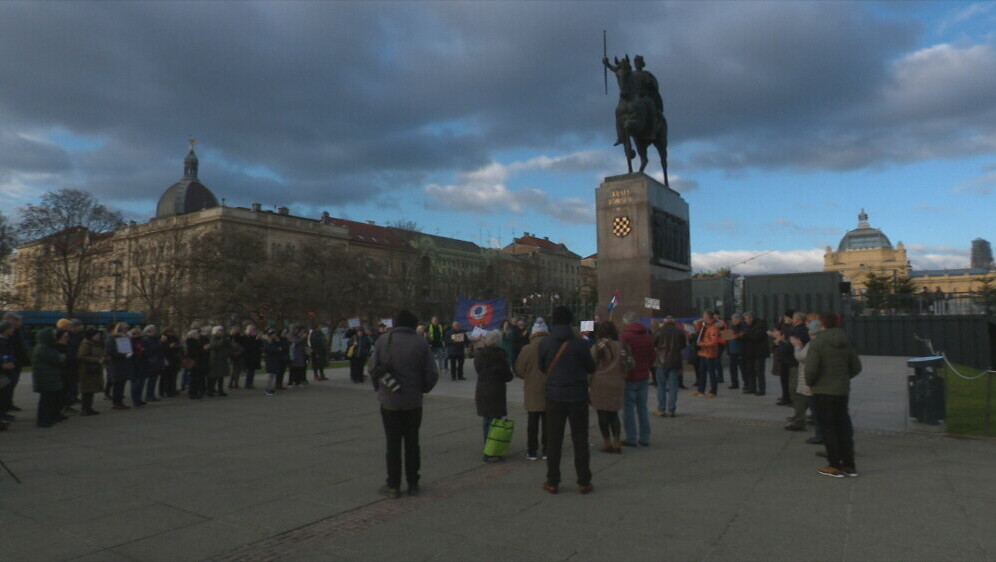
[{"left": 538, "top": 306, "right": 597, "bottom": 495}]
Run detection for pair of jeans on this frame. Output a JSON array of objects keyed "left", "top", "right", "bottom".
[
  {"left": 654, "top": 367, "right": 680, "bottom": 414},
  {"left": 145, "top": 372, "right": 160, "bottom": 401},
  {"left": 130, "top": 376, "right": 147, "bottom": 405},
  {"left": 813, "top": 394, "right": 855, "bottom": 469},
  {"left": 381, "top": 406, "right": 422, "bottom": 489},
  {"left": 447, "top": 356, "right": 464, "bottom": 379},
  {"left": 432, "top": 347, "right": 447, "bottom": 373},
  {"left": 727, "top": 353, "right": 742, "bottom": 387},
  {"left": 696, "top": 357, "right": 719, "bottom": 394},
  {"left": 623, "top": 379, "right": 651, "bottom": 445},
  {"left": 526, "top": 411, "right": 546, "bottom": 457},
  {"left": 545, "top": 399, "right": 591, "bottom": 487}
]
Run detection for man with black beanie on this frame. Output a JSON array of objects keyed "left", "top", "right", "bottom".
[
  {"left": 538, "top": 306, "right": 596, "bottom": 495},
  {"left": 368, "top": 309, "right": 439, "bottom": 499}
]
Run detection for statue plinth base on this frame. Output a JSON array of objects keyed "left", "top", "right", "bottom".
[{"left": 596, "top": 173, "right": 693, "bottom": 320}]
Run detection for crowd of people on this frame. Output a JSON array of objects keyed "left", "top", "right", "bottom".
[{"left": 1, "top": 302, "right": 863, "bottom": 491}]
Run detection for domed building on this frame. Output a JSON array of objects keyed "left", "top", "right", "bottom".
[
  {"left": 823, "top": 210, "right": 909, "bottom": 292},
  {"left": 155, "top": 140, "right": 219, "bottom": 218}
]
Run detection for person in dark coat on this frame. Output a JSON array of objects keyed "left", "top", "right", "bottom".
[
  {"left": 474, "top": 330, "right": 514, "bottom": 462},
  {"left": 241, "top": 325, "right": 262, "bottom": 389},
  {"left": 1, "top": 312, "right": 30, "bottom": 417},
  {"left": 367, "top": 310, "right": 439, "bottom": 499},
  {"left": 538, "top": 306, "right": 597, "bottom": 495},
  {"left": 345, "top": 327, "right": 372, "bottom": 384},
  {"left": 185, "top": 328, "right": 211, "bottom": 400},
  {"left": 309, "top": 327, "right": 329, "bottom": 381},
  {"left": 263, "top": 329, "right": 283, "bottom": 396},
  {"left": 207, "top": 326, "right": 231, "bottom": 397},
  {"left": 740, "top": 312, "right": 769, "bottom": 395},
  {"left": 444, "top": 322, "right": 467, "bottom": 380},
  {"left": 141, "top": 325, "right": 166, "bottom": 403},
  {"left": 160, "top": 327, "right": 182, "bottom": 397},
  {"left": 287, "top": 325, "right": 308, "bottom": 387},
  {"left": 106, "top": 323, "right": 135, "bottom": 409},
  {"left": 33, "top": 328, "right": 67, "bottom": 427}
]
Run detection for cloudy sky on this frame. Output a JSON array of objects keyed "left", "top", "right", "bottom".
[{"left": 1, "top": 1, "right": 994, "bottom": 274}]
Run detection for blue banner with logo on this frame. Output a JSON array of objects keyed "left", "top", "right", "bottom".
[{"left": 454, "top": 297, "right": 507, "bottom": 331}]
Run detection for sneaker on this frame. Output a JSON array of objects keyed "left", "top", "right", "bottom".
[
  {"left": 705, "top": 393, "right": 716, "bottom": 398},
  {"left": 524, "top": 454, "right": 539, "bottom": 461},
  {"left": 691, "top": 391, "right": 703, "bottom": 397},
  {"left": 840, "top": 467, "right": 859, "bottom": 478},
  {"left": 652, "top": 411, "right": 667, "bottom": 417},
  {"left": 817, "top": 466, "right": 845, "bottom": 478},
  {"left": 265, "top": 390, "right": 275, "bottom": 396},
  {"left": 378, "top": 485, "right": 401, "bottom": 499}
]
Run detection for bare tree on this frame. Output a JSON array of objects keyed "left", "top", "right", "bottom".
[
  {"left": 178, "top": 228, "right": 265, "bottom": 323},
  {"left": 127, "top": 227, "right": 190, "bottom": 324},
  {"left": 19, "top": 189, "right": 124, "bottom": 316},
  {"left": 0, "top": 209, "right": 15, "bottom": 264}
]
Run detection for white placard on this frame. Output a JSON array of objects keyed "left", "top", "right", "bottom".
[
  {"left": 115, "top": 337, "right": 133, "bottom": 355},
  {"left": 347, "top": 318, "right": 361, "bottom": 328},
  {"left": 644, "top": 297, "right": 660, "bottom": 310},
  {"left": 381, "top": 318, "right": 394, "bottom": 328},
  {"left": 580, "top": 320, "right": 595, "bottom": 333}
]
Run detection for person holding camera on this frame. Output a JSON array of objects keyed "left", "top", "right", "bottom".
[{"left": 368, "top": 310, "right": 439, "bottom": 499}]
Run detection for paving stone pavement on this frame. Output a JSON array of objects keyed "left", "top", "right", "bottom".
[{"left": 1, "top": 358, "right": 993, "bottom": 561}]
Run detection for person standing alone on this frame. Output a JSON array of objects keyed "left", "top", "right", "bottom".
[{"left": 368, "top": 310, "right": 439, "bottom": 499}]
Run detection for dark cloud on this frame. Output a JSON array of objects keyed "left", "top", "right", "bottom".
[{"left": 0, "top": 1, "right": 987, "bottom": 214}]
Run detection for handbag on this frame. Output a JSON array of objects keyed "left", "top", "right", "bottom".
[
  {"left": 346, "top": 343, "right": 357, "bottom": 359},
  {"left": 372, "top": 333, "right": 401, "bottom": 393},
  {"left": 620, "top": 342, "right": 636, "bottom": 371},
  {"left": 483, "top": 418, "right": 515, "bottom": 457}
]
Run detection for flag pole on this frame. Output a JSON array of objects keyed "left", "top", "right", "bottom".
[{"left": 603, "top": 30, "right": 608, "bottom": 95}]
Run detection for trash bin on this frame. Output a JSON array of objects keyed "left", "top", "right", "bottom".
[{"left": 906, "top": 356, "right": 946, "bottom": 425}]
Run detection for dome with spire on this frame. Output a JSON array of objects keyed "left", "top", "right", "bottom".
[
  {"left": 156, "top": 140, "right": 219, "bottom": 218},
  {"left": 836, "top": 209, "right": 892, "bottom": 252}
]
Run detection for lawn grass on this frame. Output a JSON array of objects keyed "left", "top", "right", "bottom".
[{"left": 945, "top": 363, "right": 996, "bottom": 438}]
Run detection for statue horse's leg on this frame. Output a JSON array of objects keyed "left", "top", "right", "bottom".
[
  {"left": 636, "top": 138, "right": 650, "bottom": 173},
  {"left": 656, "top": 117, "right": 669, "bottom": 188},
  {"left": 623, "top": 135, "right": 636, "bottom": 173}
]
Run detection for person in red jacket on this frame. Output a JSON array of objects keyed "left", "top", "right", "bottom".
[
  {"left": 693, "top": 310, "right": 721, "bottom": 397},
  {"left": 619, "top": 312, "right": 656, "bottom": 446}
]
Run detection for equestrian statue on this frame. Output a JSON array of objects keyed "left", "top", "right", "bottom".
[{"left": 603, "top": 54, "right": 669, "bottom": 188}]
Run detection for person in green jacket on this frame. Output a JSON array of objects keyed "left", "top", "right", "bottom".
[
  {"left": 804, "top": 313, "right": 862, "bottom": 478},
  {"left": 33, "top": 328, "right": 68, "bottom": 428}
]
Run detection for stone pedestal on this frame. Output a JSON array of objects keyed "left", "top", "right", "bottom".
[{"left": 596, "top": 173, "right": 693, "bottom": 320}]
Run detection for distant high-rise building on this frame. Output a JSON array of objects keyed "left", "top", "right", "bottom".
[{"left": 970, "top": 238, "right": 994, "bottom": 270}]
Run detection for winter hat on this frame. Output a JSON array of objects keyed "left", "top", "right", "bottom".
[
  {"left": 551, "top": 306, "right": 573, "bottom": 326},
  {"left": 394, "top": 309, "right": 418, "bottom": 329},
  {"left": 531, "top": 317, "right": 549, "bottom": 335},
  {"left": 56, "top": 318, "right": 72, "bottom": 330}
]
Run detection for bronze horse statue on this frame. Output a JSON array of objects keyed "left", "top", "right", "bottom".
[{"left": 603, "top": 54, "right": 669, "bottom": 188}]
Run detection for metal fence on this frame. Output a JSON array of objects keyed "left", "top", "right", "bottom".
[
  {"left": 848, "top": 291, "right": 993, "bottom": 317},
  {"left": 845, "top": 315, "right": 995, "bottom": 371}
]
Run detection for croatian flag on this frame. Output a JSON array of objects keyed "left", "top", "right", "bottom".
[
  {"left": 454, "top": 297, "right": 507, "bottom": 331},
  {"left": 607, "top": 290, "right": 620, "bottom": 313}
]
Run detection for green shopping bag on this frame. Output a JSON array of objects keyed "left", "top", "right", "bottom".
[{"left": 483, "top": 418, "right": 515, "bottom": 457}]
